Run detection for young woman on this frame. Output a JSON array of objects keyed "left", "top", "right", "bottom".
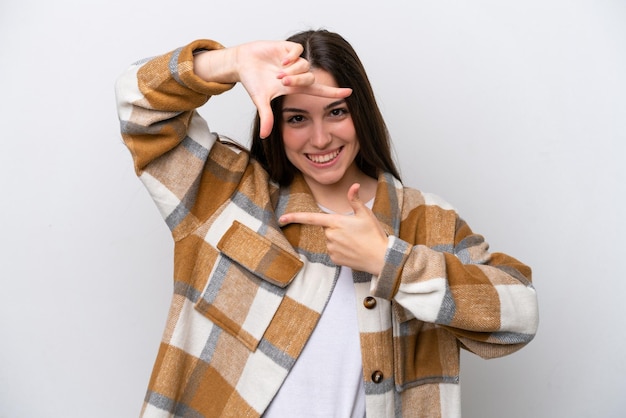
[{"left": 115, "top": 29, "right": 539, "bottom": 418}]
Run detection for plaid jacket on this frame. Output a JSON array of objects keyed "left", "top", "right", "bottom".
[{"left": 115, "top": 39, "right": 539, "bottom": 418}]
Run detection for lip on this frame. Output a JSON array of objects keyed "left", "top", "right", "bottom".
[{"left": 305, "top": 146, "right": 343, "bottom": 165}]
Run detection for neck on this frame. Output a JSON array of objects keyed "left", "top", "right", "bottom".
[{"left": 305, "top": 169, "right": 378, "bottom": 214}]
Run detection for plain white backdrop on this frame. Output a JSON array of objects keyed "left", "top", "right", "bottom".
[{"left": 1, "top": 0, "right": 624, "bottom": 417}]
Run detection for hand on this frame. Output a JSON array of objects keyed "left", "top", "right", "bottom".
[
  {"left": 279, "top": 183, "right": 388, "bottom": 275},
  {"left": 234, "top": 41, "right": 352, "bottom": 138}
]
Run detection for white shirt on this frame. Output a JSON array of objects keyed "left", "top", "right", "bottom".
[{"left": 264, "top": 203, "right": 370, "bottom": 418}]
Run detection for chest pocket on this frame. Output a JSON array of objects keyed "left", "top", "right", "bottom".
[{"left": 194, "top": 221, "right": 303, "bottom": 352}]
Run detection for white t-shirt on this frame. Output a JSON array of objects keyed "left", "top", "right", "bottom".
[{"left": 264, "top": 203, "right": 370, "bottom": 418}]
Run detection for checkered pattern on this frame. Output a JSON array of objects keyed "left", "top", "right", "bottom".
[{"left": 115, "top": 39, "right": 539, "bottom": 418}]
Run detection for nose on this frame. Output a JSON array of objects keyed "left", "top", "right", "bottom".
[{"left": 310, "top": 122, "right": 332, "bottom": 149}]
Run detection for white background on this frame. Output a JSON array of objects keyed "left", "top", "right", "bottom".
[{"left": 1, "top": 0, "right": 625, "bottom": 417}]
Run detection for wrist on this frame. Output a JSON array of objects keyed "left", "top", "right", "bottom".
[
  {"left": 370, "top": 237, "right": 388, "bottom": 276},
  {"left": 193, "top": 47, "right": 239, "bottom": 84},
  {"left": 370, "top": 235, "right": 410, "bottom": 299}
]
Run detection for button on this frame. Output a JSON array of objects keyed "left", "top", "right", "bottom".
[
  {"left": 363, "top": 296, "right": 377, "bottom": 309},
  {"left": 371, "top": 370, "right": 384, "bottom": 384}
]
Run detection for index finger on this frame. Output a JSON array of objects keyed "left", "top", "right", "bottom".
[
  {"left": 279, "top": 70, "right": 353, "bottom": 98},
  {"left": 279, "top": 212, "right": 335, "bottom": 227},
  {"left": 287, "top": 83, "right": 353, "bottom": 99}
]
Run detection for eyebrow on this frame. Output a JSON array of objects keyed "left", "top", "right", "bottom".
[{"left": 282, "top": 99, "right": 347, "bottom": 114}]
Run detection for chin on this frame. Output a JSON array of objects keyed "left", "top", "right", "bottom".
[{"left": 307, "top": 173, "right": 346, "bottom": 186}]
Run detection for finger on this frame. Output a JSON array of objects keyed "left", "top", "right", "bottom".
[
  {"left": 347, "top": 183, "right": 365, "bottom": 214},
  {"left": 281, "top": 42, "right": 304, "bottom": 66},
  {"left": 279, "top": 71, "right": 315, "bottom": 87},
  {"left": 279, "top": 212, "right": 334, "bottom": 227},
  {"left": 279, "top": 57, "right": 311, "bottom": 77},
  {"left": 288, "top": 83, "right": 353, "bottom": 99},
  {"left": 252, "top": 97, "right": 274, "bottom": 139}
]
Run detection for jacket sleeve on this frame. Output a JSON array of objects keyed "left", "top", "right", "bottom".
[
  {"left": 371, "top": 193, "right": 539, "bottom": 359},
  {"left": 114, "top": 40, "right": 242, "bottom": 239}
]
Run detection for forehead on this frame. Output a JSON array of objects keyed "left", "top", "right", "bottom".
[{"left": 309, "top": 69, "right": 337, "bottom": 87}]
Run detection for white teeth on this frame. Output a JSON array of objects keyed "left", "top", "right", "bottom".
[{"left": 308, "top": 149, "right": 340, "bottom": 163}]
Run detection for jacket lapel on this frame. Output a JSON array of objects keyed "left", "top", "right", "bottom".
[
  {"left": 273, "top": 174, "right": 329, "bottom": 256},
  {"left": 372, "top": 172, "right": 404, "bottom": 237}
]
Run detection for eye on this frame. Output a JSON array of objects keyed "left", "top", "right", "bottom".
[
  {"left": 285, "top": 114, "right": 306, "bottom": 124},
  {"left": 329, "top": 107, "right": 349, "bottom": 118}
]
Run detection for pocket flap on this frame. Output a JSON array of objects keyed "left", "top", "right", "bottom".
[{"left": 217, "top": 220, "right": 303, "bottom": 288}]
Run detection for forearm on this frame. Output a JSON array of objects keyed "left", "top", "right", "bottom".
[
  {"left": 117, "top": 40, "right": 234, "bottom": 114},
  {"left": 115, "top": 40, "right": 235, "bottom": 172},
  {"left": 115, "top": 40, "right": 245, "bottom": 241},
  {"left": 193, "top": 46, "right": 240, "bottom": 84},
  {"left": 371, "top": 226, "right": 539, "bottom": 354}
]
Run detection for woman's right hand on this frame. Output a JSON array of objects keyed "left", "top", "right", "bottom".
[{"left": 194, "top": 40, "right": 352, "bottom": 138}]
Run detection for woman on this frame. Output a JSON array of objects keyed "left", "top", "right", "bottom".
[{"left": 115, "top": 29, "right": 538, "bottom": 418}]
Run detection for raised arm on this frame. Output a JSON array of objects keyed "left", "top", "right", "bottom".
[
  {"left": 115, "top": 39, "right": 234, "bottom": 175},
  {"left": 115, "top": 39, "right": 351, "bottom": 169},
  {"left": 114, "top": 38, "right": 351, "bottom": 238}
]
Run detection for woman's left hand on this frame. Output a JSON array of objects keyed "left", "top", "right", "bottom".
[{"left": 279, "top": 183, "right": 388, "bottom": 275}]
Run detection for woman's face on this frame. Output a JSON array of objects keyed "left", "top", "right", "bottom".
[{"left": 280, "top": 69, "right": 361, "bottom": 192}]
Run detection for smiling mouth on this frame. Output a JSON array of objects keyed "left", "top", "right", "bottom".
[{"left": 306, "top": 147, "right": 343, "bottom": 164}]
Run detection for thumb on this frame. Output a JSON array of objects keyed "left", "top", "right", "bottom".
[
  {"left": 251, "top": 96, "right": 274, "bottom": 139},
  {"left": 259, "top": 110, "right": 274, "bottom": 139},
  {"left": 347, "top": 183, "right": 364, "bottom": 214}
]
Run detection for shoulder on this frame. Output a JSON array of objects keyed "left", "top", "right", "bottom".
[
  {"left": 398, "top": 185, "right": 461, "bottom": 245},
  {"left": 400, "top": 184, "right": 457, "bottom": 213},
  {"left": 377, "top": 172, "right": 459, "bottom": 217}
]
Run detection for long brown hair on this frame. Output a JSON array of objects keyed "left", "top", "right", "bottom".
[{"left": 250, "top": 29, "right": 401, "bottom": 185}]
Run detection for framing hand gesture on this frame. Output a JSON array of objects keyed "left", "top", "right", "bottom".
[{"left": 195, "top": 40, "right": 352, "bottom": 138}]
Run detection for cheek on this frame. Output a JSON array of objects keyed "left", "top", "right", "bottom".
[
  {"left": 280, "top": 129, "right": 302, "bottom": 168},
  {"left": 337, "top": 121, "right": 359, "bottom": 145},
  {"left": 281, "top": 127, "right": 307, "bottom": 152}
]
